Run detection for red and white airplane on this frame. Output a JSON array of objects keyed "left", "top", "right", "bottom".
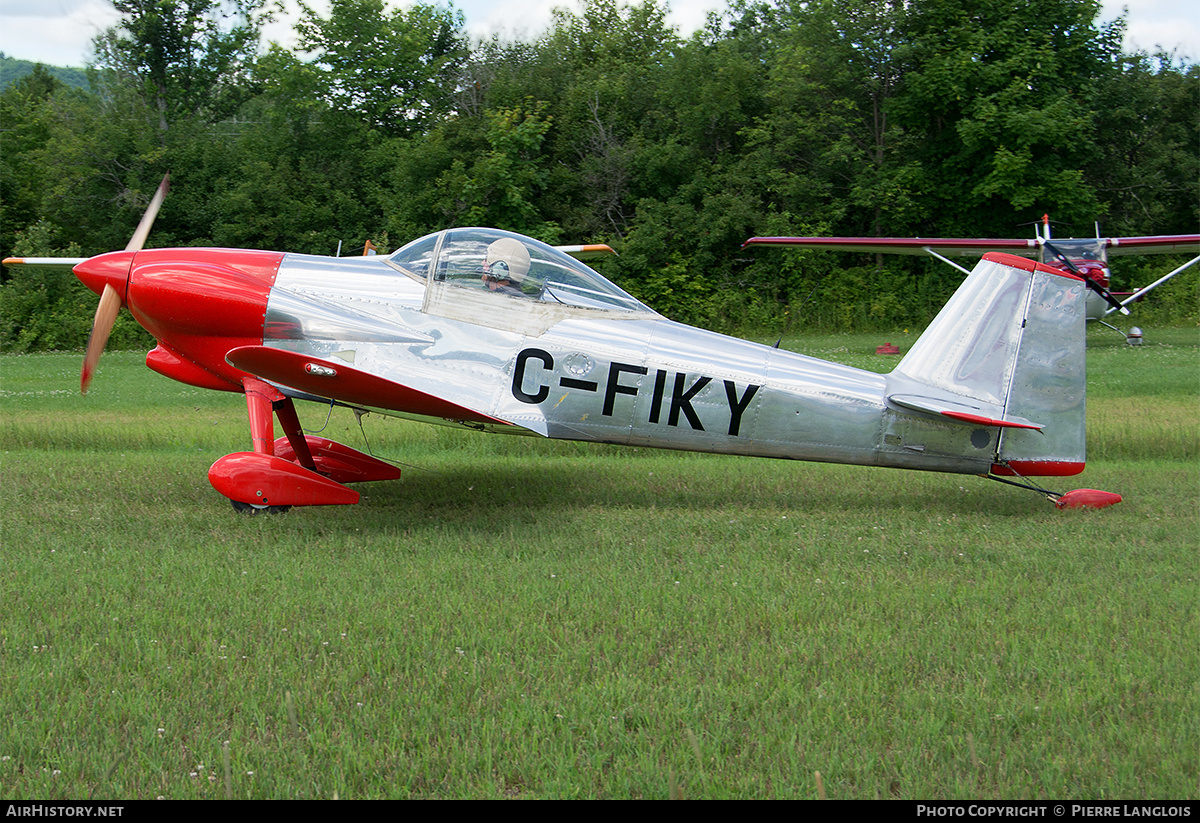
[
  {"left": 5, "top": 179, "right": 1122, "bottom": 512},
  {"left": 745, "top": 215, "right": 1200, "bottom": 335}
]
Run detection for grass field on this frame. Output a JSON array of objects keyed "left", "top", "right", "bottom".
[{"left": 1, "top": 326, "right": 1197, "bottom": 799}]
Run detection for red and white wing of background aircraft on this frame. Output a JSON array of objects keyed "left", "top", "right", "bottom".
[
  {"left": 5, "top": 180, "right": 1124, "bottom": 512},
  {"left": 745, "top": 216, "right": 1200, "bottom": 337}
]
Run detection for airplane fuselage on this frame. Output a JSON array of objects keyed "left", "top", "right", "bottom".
[
  {"left": 254, "top": 250, "right": 1033, "bottom": 478},
  {"left": 66, "top": 227, "right": 1089, "bottom": 516}
]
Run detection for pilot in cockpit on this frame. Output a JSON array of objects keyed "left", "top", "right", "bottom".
[{"left": 481, "top": 237, "right": 533, "bottom": 297}]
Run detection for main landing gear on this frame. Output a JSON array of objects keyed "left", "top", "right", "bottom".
[
  {"left": 209, "top": 377, "right": 401, "bottom": 513},
  {"left": 229, "top": 500, "right": 292, "bottom": 515}
]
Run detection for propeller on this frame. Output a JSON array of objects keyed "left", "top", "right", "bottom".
[
  {"left": 80, "top": 284, "right": 122, "bottom": 393},
  {"left": 1041, "top": 239, "right": 1130, "bottom": 317},
  {"left": 80, "top": 174, "right": 169, "bottom": 393}
]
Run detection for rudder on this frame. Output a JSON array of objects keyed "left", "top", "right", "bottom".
[{"left": 887, "top": 252, "right": 1087, "bottom": 477}]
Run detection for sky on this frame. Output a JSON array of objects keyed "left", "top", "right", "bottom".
[{"left": 1, "top": 0, "right": 1196, "bottom": 69}]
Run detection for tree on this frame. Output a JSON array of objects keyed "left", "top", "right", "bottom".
[
  {"left": 295, "top": 0, "right": 467, "bottom": 135},
  {"left": 434, "top": 102, "right": 557, "bottom": 236},
  {"left": 91, "top": 0, "right": 264, "bottom": 132},
  {"left": 750, "top": 0, "right": 920, "bottom": 238},
  {"left": 1088, "top": 49, "right": 1200, "bottom": 237},
  {"left": 0, "top": 65, "right": 67, "bottom": 270},
  {"left": 894, "top": 0, "right": 1116, "bottom": 236},
  {"left": 525, "top": 0, "right": 683, "bottom": 238}
]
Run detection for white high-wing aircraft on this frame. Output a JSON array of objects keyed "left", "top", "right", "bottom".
[{"left": 745, "top": 215, "right": 1200, "bottom": 335}]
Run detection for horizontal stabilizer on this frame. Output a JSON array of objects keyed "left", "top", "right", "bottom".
[{"left": 889, "top": 394, "right": 1043, "bottom": 430}]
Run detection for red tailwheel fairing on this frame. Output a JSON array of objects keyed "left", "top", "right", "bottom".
[
  {"left": 1055, "top": 489, "right": 1123, "bottom": 510},
  {"left": 986, "top": 475, "right": 1124, "bottom": 509}
]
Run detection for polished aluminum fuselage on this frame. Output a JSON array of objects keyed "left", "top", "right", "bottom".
[{"left": 260, "top": 251, "right": 1033, "bottom": 477}]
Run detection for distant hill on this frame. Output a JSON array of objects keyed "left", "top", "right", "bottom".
[{"left": 1, "top": 53, "right": 90, "bottom": 92}]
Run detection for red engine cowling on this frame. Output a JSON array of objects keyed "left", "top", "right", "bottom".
[{"left": 127, "top": 249, "right": 285, "bottom": 389}]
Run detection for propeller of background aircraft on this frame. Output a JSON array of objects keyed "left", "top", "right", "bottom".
[{"left": 1040, "top": 239, "right": 1129, "bottom": 316}]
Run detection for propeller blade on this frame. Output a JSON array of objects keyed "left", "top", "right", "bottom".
[
  {"left": 81, "top": 282, "right": 121, "bottom": 393},
  {"left": 1043, "top": 240, "right": 1130, "bottom": 315},
  {"left": 79, "top": 173, "right": 170, "bottom": 393},
  {"left": 126, "top": 174, "right": 170, "bottom": 253}
]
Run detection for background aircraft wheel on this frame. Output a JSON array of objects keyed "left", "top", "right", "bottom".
[{"left": 230, "top": 500, "right": 292, "bottom": 515}]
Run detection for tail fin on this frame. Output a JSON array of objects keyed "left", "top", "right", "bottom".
[{"left": 887, "top": 252, "right": 1087, "bottom": 476}]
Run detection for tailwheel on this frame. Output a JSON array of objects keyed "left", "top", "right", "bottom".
[
  {"left": 987, "top": 471, "right": 1122, "bottom": 509},
  {"left": 230, "top": 500, "right": 292, "bottom": 515}
]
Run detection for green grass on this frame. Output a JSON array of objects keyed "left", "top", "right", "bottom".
[{"left": 1, "top": 327, "right": 1197, "bottom": 799}]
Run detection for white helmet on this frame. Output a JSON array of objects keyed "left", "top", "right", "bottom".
[{"left": 485, "top": 237, "right": 531, "bottom": 282}]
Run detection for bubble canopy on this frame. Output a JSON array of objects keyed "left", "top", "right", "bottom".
[{"left": 388, "top": 228, "right": 654, "bottom": 314}]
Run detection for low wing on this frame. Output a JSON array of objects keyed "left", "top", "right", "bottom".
[
  {"left": 555, "top": 244, "right": 617, "bottom": 260},
  {"left": 226, "top": 346, "right": 517, "bottom": 429},
  {"left": 2, "top": 257, "right": 88, "bottom": 274}
]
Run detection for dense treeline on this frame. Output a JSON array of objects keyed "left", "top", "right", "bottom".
[{"left": 1, "top": 0, "right": 1196, "bottom": 350}]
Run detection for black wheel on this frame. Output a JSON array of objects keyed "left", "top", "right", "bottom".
[{"left": 230, "top": 499, "right": 292, "bottom": 515}]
